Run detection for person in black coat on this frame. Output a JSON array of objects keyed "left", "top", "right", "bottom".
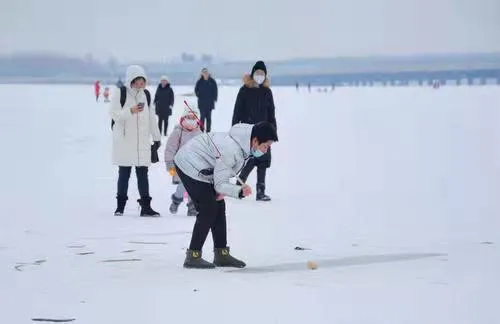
[
  {"left": 194, "top": 68, "right": 218, "bottom": 132},
  {"left": 154, "top": 75, "right": 174, "bottom": 136},
  {"left": 231, "top": 60, "right": 278, "bottom": 201}
]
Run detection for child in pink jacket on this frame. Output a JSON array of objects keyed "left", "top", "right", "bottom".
[{"left": 164, "top": 105, "right": 203, "bottom": 216}]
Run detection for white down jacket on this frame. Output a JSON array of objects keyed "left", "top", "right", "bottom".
[
  {"left": 174, "top": 123, "right": 254, "bottom": 198},
  {"left": 110, "top": 65, "right": 161, "bottom": 167}
]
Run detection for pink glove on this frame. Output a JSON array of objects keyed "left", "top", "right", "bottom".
[{"left": 216, "top": 193, "right": 225, "bottom": 201}]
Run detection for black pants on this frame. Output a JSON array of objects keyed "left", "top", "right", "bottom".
[
  {"left": 239, "top": 148, "right": 272, "bottom": 184},
  {"left": 176, "top": 164, "right": 227, "bottom": 251},
  {"left": 239, "top": 159, "right": 266, "bottom": 184},
  {"left": 117, "top": 166, "right": 150, "bottom": 198},
  {"left": 158, "top": 116, "right": 169, "bottom": 136},
  {"left": 200, "top": 110, "right": 212, "bottom": 132}
]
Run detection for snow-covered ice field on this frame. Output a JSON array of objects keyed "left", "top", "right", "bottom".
[{"left": 0, "top": 84, "right": 499, "bottom": 324}]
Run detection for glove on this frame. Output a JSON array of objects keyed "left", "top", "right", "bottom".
[
  {"left": 216, "top": 193, "right": 225, "bottom": 201},
  {"left": 168, "top": 167, "right": 176, "bottom": 176}
]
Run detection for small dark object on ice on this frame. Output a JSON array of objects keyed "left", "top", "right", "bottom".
[
  {"left": 121, "top": 249, "right": 136, "bottom": 253},
  {"left": 32, "top": 318, "right": 75, "bottom": 322},
  {"left": 67, "top": 245, "right": 85, "bottom": 248},
  {"left": 101, "top": 258, "right": 141, "bottom": 263},
  {"left": 76, "top": 252, "right": 94, "bottom": 255},
  {"left": 15, "top": 259, "right": 46, "bottom": 271},
  {"left": 193, "top": 288, "right": 198, "bottom": 292},
  {"left": 294, "top": 246, "right": 311, "bottom": 251},
  {"left": 480, "top": 241, "right": 494, "bottom": 245}
]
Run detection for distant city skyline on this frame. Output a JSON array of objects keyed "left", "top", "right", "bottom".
[{"left": 2, "top": 0, "right": 499, "bottom": 62}]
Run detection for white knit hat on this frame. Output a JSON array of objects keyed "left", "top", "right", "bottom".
[
  {"left": 160, "top": 75, "right": 168, "bottom": 81},
  {"left": 182, "top": 104, "right": 200, "bottom": 118}
]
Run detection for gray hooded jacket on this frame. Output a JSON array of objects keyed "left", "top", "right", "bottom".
[{"left": 174, "top": 123, "right": 253, "bottom": 198}]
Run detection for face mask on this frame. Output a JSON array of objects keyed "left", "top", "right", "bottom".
[
  {"left": 254, "top": 75, "right": 265, "bottom": 85},
  {"left": 251, "top": 148, "right": 265, "bottom": 158},
  {"left": 183, "top": 119, "right": 197, "bottom": 128}
]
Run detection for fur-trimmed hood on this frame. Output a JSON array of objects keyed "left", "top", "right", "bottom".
[{"left": 242, "top": 73, "right": 270, "bottom": 88}]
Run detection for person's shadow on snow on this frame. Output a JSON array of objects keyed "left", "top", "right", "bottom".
[{"left": 225, "top": 253, "right": 446, "bottom": 273}]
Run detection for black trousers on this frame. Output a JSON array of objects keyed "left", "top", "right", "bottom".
[
  {"left": 200, "top": 110, "right": 212, "bottom": 132},
  {"left": 158, "top": 116, "right": 169, "bottom": 136},
  {"left": 238, "top": 148, "right": 272, "bottom": 184},
  {"left": 176, "top": 164, "right": 227, "bottom": 251},
  {"left": 117, "top": 166, "right": 150, "bottom": 198}
]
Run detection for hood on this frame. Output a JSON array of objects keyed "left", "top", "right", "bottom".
[
  {"left": 242, "top": 73, "right": 270, "bottom": 88},
  {"left": 125, "top": 65, "right": 147, "bottom": 89},
  {"left": 229, "top": 123, "right": 254, "bottom": 158}
]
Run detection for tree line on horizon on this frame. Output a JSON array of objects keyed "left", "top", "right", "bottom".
[{"left": 0, "top": 51, "right": 499, "bottom": 79}]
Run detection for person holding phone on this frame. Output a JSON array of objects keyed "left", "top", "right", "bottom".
[{"left": 109, "top": 65, "right": 162, "bottom": 217}]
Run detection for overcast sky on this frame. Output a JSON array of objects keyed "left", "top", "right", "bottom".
[{"left": 1, "top": 0, "right": 499, "bottom": 63}]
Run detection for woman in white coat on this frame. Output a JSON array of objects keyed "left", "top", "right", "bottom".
[{"left": 109, "top": 65, "right": 162, "bottom": 217}]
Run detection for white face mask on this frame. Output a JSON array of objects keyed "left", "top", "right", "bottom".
[
  {"left": 254, "top": 74, "right": 265, "bottom": 85},
  {"left": 183, "top": 119, "right": 197, "bottom": 128}
]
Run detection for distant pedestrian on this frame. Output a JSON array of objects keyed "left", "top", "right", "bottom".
[
  {"left": 94, "top": 80, "right": 101, "bottom": 102},
  {"left": 154, "top": 75, "right": 174, "bottom": 136},
  {"left": 194, "top": 68, "right": 218, "bottom": 132}
]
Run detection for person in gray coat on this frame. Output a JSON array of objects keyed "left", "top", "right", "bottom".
[{"left": 174, "top": 121, "right": 278, "bottom": 269}]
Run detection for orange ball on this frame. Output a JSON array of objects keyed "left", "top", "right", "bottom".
[{"left": 306, "top": 261, "right": 318, "bottom": 270}]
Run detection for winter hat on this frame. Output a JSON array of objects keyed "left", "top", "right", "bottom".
[
  {"left": 251, "top": 60, "right": 267, "bottom": 77},
  {"left": 182, "top": 104, "right": 200, "bottom": 119},
  {"left": 160, "top": 75, "right": 168, "bottom": 81}
]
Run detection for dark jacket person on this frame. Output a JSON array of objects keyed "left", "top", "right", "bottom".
[
  {"left": 231, "top": 60, "right": 278, "bottom": 201},
  {"left": 194, "top": 68, "right": 218, "bottom": 132},
  {"left": 154, "top": 75, "right": 174, "bottom": 136}
]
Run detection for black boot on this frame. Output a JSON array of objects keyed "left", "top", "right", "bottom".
[
  {"left": 137, "top": 197, "right": 160, "bottom": 217},
  {"left": 169, "top": 194, "right": 183, "bottom": 214},
  {"left": 114, "top": 195, "right": 128, "bottom": 216},
  {"left": 183, "top": 249, "right": 215, "bottom": 269},
  {"left": 186, "top": 201, "right": 198, "bottom": 216},
  {"left": 256, "top": 183, "right": 271, "bottom": 201},
  {"left": 213, "top": 247, "right": 246, "bottom": 268}
]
